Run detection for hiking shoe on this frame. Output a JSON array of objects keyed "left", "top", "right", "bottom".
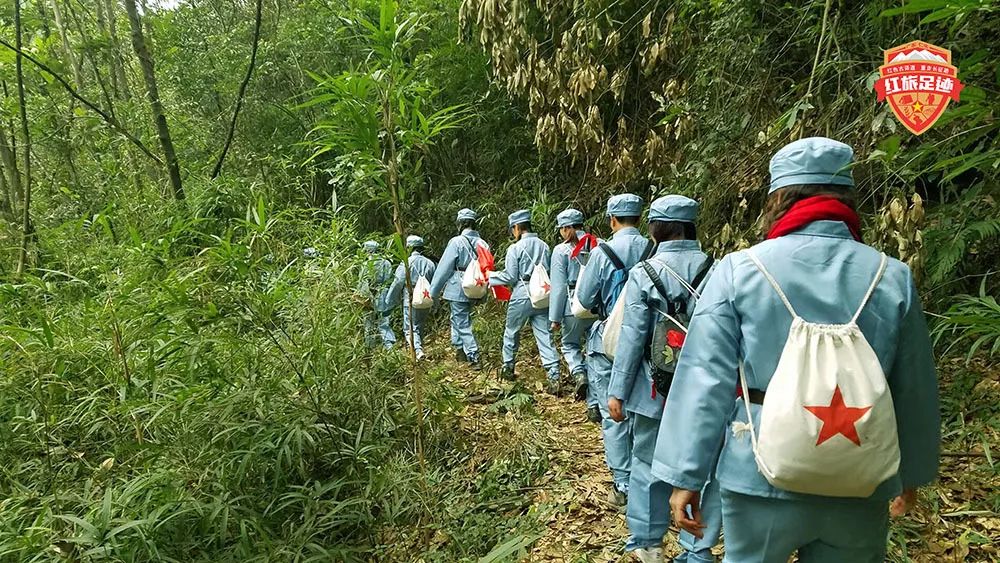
[
  {"left": 468, "top": 354, "right": 482, "bottom": 371},
  {"left": 546, "top": 378, "right": 561, "bottom": 396},
  {"left": 500, "top": 364, "right": 516, "bottom": 381},
  {"left": 572, "top": 372, "right": 588, "bottom": 402},
  {"left": 608, "top": 485, "right": 628, "bottom": 511},
  {"left": 415, "top": 350, "right": 426, "bottom": 361},
  {"left": 586, "top": 405, "right": 602, "bottom": 424},
  {"left": 633, "top": 547, "right": 664, "bottom": 563},
  {"left": 455, "top": 348, "right": 468, "bottom": 363}
]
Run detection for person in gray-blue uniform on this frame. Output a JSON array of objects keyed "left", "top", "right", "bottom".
[
  {"left": 489, "top": 209, "right": 562, "bottom": 392},
  {"left": 362, "top": 240, "right": 396, "bottom": 350},
  {"left": 607, "top": 195, "right": 721, "bottom": 563},
  {"left": 575, "top": 194, "right": 655, "bottom": 508},
  {"left": 549, "top": 208, "right": 601, "bottom": 421},
  {"left": 430, "top": 208, "right": 489, "bottom": 369},
  {"left": 657, "top": 138, "right": 940, "bottom": 562},
  {"left": 384, "top": 236, "right": 437, "bottom": 361}
]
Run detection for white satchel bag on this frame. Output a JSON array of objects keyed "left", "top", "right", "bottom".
[
  {"left": 571, "top": 264, "right": 597, "bottom": 319},
  {"left": 528, "top": 263, "right": 551, "bottom": 309},
  {"left": 600, "top": 293, "right": 627, "bottom": 360},
  {"left": 734, "top": 252, "right": 900, "bottom": 498},
  {"left": 411, "top": 275, "right": 434, "bottom": 309},
  {"left": 462, "top": 259, "right": 488, "bottom": 299}
]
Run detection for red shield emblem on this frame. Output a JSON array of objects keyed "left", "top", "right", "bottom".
[{"left": 874, "top": 41, "right": 963, "bottom": 135}]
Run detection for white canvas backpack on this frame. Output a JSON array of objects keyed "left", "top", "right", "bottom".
[
  {"left": 601, "top": 295, "right": 628, "bottom": 360},
  {"left": 462, "top": 259, "right": 488, "bottom": 299},
  {"left": 734, "top": 251, "right": 901, "bottom": 498},
  {"left": 460, "top": 238, "right": 489, "bottom": 299},
  {"left": 411, "top": 275, "right": 434, "bottom": 309},
  {"left": 528, "top": 263, "right": 551, "bottom": 309},
  {"left": 571, "top": 264, "right": 597, "bottom": 319}
]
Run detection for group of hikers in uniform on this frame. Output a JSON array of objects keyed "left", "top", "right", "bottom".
[{"left": 360, "top": 137, "right": 941, "bottom": 562}]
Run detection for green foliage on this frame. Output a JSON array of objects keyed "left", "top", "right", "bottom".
[
  {"left": 2, "top": 0, "right": 1000, "bottom": 559},
  {"left": 933, "top": 280, "right": 1000, "bottom": 360}
]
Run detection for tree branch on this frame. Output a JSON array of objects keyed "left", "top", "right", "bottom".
[
  {"left": 211, "top": 0, "right": 263, "bottom": 179},
  {"left": 0, "top": 38, "right": 163, "bottom": 166}
]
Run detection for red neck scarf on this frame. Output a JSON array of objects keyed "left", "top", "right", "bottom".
[
  {"left": 571, "top": 233, "right": 600, "bottom": 259},
  {"left": 767, "top": 196, "right": 862, "bottom": 242}
]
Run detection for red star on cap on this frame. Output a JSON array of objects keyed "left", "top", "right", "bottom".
[{"left": 804, "top": 386, "right": 871, "bottom": 447}]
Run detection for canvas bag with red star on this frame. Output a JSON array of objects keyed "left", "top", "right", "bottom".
[
  {"left": 528, "top": 263, "right": 552, "bottom": 309},
  {"left": 734, "top": 251, "right": 902, "bottom": 498},
  {"left": 411, "top": 275, "right": 434, "bottom": 310}
]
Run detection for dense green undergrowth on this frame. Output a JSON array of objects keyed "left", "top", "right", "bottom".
[{"left": 0, "top": 194, "right": 547, "bottom": 561}]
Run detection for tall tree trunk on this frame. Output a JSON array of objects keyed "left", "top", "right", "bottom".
[
  {"left": 14, "top": 0, "right": 33, "bottom": 276},
  {"left": 95, "top": 0, "right": 120, "bottom": 99},
  {"left": 123, "top": 0, "right": 184, "bottom": 200},
  {"left": 211, "top": 0, "right": 263, "bottom": 179},
  {"left": 0, "top": 123, "right": 22, "bottom": 210},
  {"left": 50, "top": 0, "right": 84, "bottom": 88},
  {"left": 36, "top": 0, "right": 52, "bottom": 40},
  {"left": 0, "top": 160, "right": 14, "bottom": 222},
  {"left": 105, "top": 0, "right": 131, "bottom": 101},
  {"left": 65, "top": 0, "right": 116, "bottom": 118}
]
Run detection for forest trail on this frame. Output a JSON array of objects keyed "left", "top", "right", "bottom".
[
  {"left": 424, "top": 328, "right": 999, "bottom": 562},
  {"left": 428, "top": 330, "right": 691, "bottom": 562}
]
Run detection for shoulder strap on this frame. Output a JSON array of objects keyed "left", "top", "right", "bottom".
[
  {"left": 746, "top": 251, "right": 798, "bottom": 318},
  {"left": 649, "top": 256, "right": 698, "bottom": 298},
  {"left": 597, "top": 243, "right": 626, "bottom": 271},
  {"left": 691, "top": 256, "right": 714, "bottom": 294},
  {"left": 459, "top": 236, "right": 478, "bottom": 267},
  {"left": 851, "top": 253, "right": 889, "bottom": 324},
  {"left": 642, "top": 239, "right": 656, "bottom": 260},
  {"left": 640, "top": 260, "right": 693, "bottom": 327},
  {"left": 640, "top": 261, "right": 670, "bottom": 303}
]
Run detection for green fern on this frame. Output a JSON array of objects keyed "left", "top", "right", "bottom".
[
  {"left": 932, "top": 281, "right": 1000, "bottom": 360},
  {"left": 924, "top": 187, "right": 1000, "bottom": 286}
]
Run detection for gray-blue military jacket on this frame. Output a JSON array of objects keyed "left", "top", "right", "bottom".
[
  {"left": 548, "top": 231, "right": 600, "bottom": 322},
  {"left": 365, "top": 257, "right": 394, "bottom": 313},
  {"left": 385, "top": 252, "right": 437, "bottom": 308},
  {"left": 652, "top": 221, "right": 940, "bottom": 502},
  {"left": 429, "top": 229, "right": 489, "bottom": 303},
  {"left": 609, "top": 240, "right": 713, "bottom": 419},
  {"left": 575, "top": 226, "right": 654, "bottom": 352},
  {"left": 489, "top": 233, "right": 551, "bottom": 302}
]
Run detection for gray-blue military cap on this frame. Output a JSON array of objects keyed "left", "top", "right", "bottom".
[
  {"left": 457, "top": 208, "right": 478, "bottom": 221},
  {"left": 649, "top": 195, "right": 699, "bottom": 223},
  {"left": 606, "top": 194, "right": 643, "bottom": 217},
  {"left": 362, "top": 240, "right": 379, "bottom": 252},
  {"left": 556, "top": 208, "right": 585, "bottom": 229},
  {"left": 406, "top": 235, "right": 425, "bottom": 248},
  {"left": 508, "top": 209, "right": 531, "bottom": 227},
  {"left": 769, "top": 137, "right": 855, "bottom": 194}
]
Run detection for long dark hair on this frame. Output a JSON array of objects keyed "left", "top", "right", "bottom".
[
  {"left": 761, "top": 184, "right": 856, "bottom": 238},
  {"left": 649, "top": 220, "right": 696, "bottom": 243}
]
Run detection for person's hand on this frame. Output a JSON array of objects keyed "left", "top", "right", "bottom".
[
  {"left": 608, "top": 397, "right": 625, "bottom": 422},
  {"left": 890, "top": 488, "right": 917, "bottom": 517},
  {"left": 551, "top": 322, "right": 561, "bottom": 332},
  {"left": 670, "top": 488, "right": 706, "bottom": 538}
]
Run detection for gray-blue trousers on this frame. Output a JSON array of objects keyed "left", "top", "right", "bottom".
[{"left": 448, "top": 300, "right": 479, "bottom": 358}]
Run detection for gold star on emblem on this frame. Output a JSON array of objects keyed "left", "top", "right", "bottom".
[{"left": 912, "top": 101, "right": 924, "bottom": 113}]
